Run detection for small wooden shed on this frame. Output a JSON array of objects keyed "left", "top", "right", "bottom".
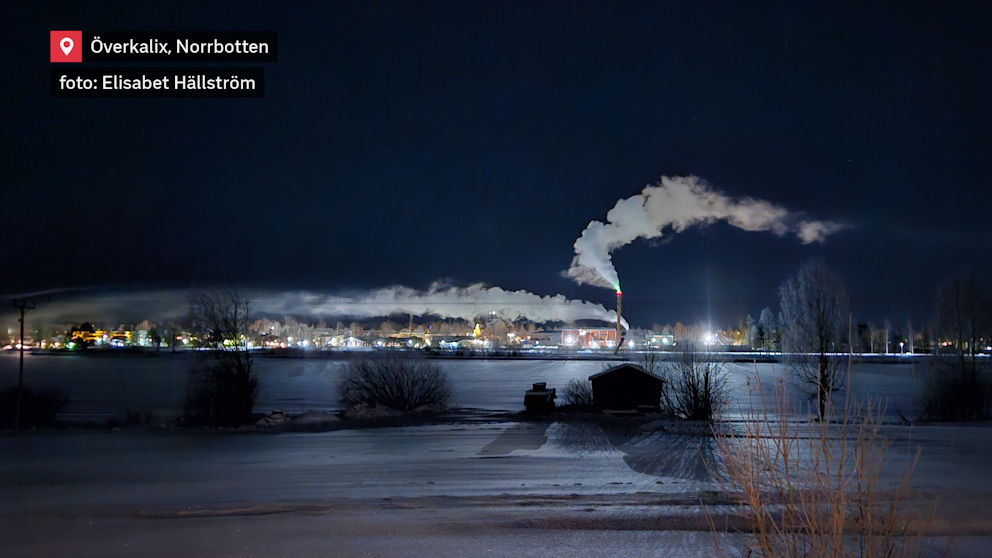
[
  {"left": 589, "top": 364, "right": 664, "bottom": 412},
  {"left": 523, "top": 382, "right": 557, "bottom": 414}
]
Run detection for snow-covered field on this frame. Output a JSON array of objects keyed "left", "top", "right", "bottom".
[{"left": 1, "top": 354, "right": 988, "bottom": 557}]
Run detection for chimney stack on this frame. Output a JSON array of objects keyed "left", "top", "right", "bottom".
[{"left": 615, "top": 289, "right": 623, "bottom": 343}]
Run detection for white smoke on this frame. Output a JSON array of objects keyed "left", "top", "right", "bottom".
[
  {"left": 564, "top": 175, "right": 849, "bottom": 289},
  {"left": 259, "top": 282, "right": 628, "bottom": 328},
  {"left": 9, "top": 284, "right": 628, "bottom": 329},
  {"left": 796, "top": 220, "right": 848, "bottom": 244}
]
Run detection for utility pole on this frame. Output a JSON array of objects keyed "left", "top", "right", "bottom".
[{"left": 11, "top": 297, "right": 36, "bottom": 432}]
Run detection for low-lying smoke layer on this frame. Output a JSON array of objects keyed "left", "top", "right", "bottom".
[
  {"left": 261, "top": 282, "right": 629, "bottom": 328},
  {"left": 564, "top": 175, "right": 849, "bottom": 289},
  {"left": 9, "top": 284, "right": 628, "bottom": 329}
]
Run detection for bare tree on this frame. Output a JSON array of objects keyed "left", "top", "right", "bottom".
[
  {"left": 659, "top": 340, "right": 728, "bottom": 420},
  {"left": 188, "top": 290, "right": 255, "bottom": 349},
  {"left": 920, "top": 276, "right": 992, "bottom": 421},
  {"left": 855, "top": 322, "right": 870, "bottom": 353},
  {"left": 184, "top": 289, "right": 258, "bottom": 427},
  {"left": 758, "top": 307, "right": 776, "bottom": 352},
  {"left": 937, "top": 275, "right": 988, "bottom": 363},
  {"left": 779, "top": 258, "right": 850, "bottom": 420}
]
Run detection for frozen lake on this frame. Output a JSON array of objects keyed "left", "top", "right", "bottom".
[
  {"left": 2, "top": 353, "right": 987, "bottom": 557},
  {"left": 0, "top": 352, "right": 927, "bottom": 421}
]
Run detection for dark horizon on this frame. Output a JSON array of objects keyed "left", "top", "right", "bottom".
[{"left": 4, "top": 1, "right": 990, "bottom": 328}]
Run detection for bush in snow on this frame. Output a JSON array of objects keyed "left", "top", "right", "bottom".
[
  {"left": 559, "top": 378, "right": 594, "bottom": 407},
  {"left": 659, "top": 340, "right": 728, "bottom": 421},
  {"left": 340, "top": 355, "right": 452, "bottom": 412}
]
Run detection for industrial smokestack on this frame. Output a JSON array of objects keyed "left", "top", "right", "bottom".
[
  {"left": 615, "top": 289, "right": 622, "bottom": 343},
  {"left": 613, "top": 288, "right": 626, "bottom": 355}
]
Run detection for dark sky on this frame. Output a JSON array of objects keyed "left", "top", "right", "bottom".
[{"left": 3, "top": 1, "right": 990, "bottom": 327}]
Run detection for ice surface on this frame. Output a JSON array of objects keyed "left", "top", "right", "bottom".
[{"left": 0, "top": 353, "right": 927, "bottom": 420}]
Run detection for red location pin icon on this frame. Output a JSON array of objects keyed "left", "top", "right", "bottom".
[{"left": 51, "top": 31, "right": 82, "bottom": 62}]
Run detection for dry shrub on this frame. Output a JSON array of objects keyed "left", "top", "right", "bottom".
[
  {"left": 713, "top": 370, "right": 937, "bottom": 557},
  {"left": 661, "top": 340, "right": 729, "bottom": 421},
  {"left": 340, "top": 355, "right": 452, "bottom": 412},
  {"left": 560, "top": 378, "right": 594, "bottom": 407}
]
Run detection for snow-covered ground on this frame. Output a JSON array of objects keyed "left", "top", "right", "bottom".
[
  {"left": 1, "top": 354, "right": 988, "bottom": 557},
  {"left": 1, "top": 417, "right": 988, "bottom": 557}
]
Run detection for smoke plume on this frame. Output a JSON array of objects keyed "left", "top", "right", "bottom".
[
  {"left": 564, "top": 175, "right": 849, "bottom": 290},
  {"left": 9, "top": 284, "right": 627, "bottom": 329},
  {"left": 260, "top": 282, "right": 628, "bottom": 328}
]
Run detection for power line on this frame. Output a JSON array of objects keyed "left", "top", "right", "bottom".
[{"left": 11, "top": 296, "right": 35, "bottom": 433}]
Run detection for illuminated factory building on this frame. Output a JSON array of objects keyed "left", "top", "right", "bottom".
[{"left": 560, "top": 327, "right": 619, "bottom": 350}]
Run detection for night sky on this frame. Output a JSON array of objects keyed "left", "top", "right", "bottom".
[{"left": 3, "top": 1, "right": 990, "bottom": 327}]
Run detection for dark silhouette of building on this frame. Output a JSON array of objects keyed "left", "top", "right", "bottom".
[
  {"left": 523, "top": 382, "right": 556, "bottom": 414},
  {"left": 589, "top": 364, "right": 664, "bottom": 412}
]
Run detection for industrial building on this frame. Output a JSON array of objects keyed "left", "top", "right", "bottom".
[{"left": 560, "top": 327, "right": 619, "bottom": 350}]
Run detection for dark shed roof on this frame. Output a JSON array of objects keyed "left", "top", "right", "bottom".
[
  {"left": 589, "top": 363, "right": 664, "bottom": 383},
  {"left": 588, "top": 364, "right": 665, "bottom": 412}
]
